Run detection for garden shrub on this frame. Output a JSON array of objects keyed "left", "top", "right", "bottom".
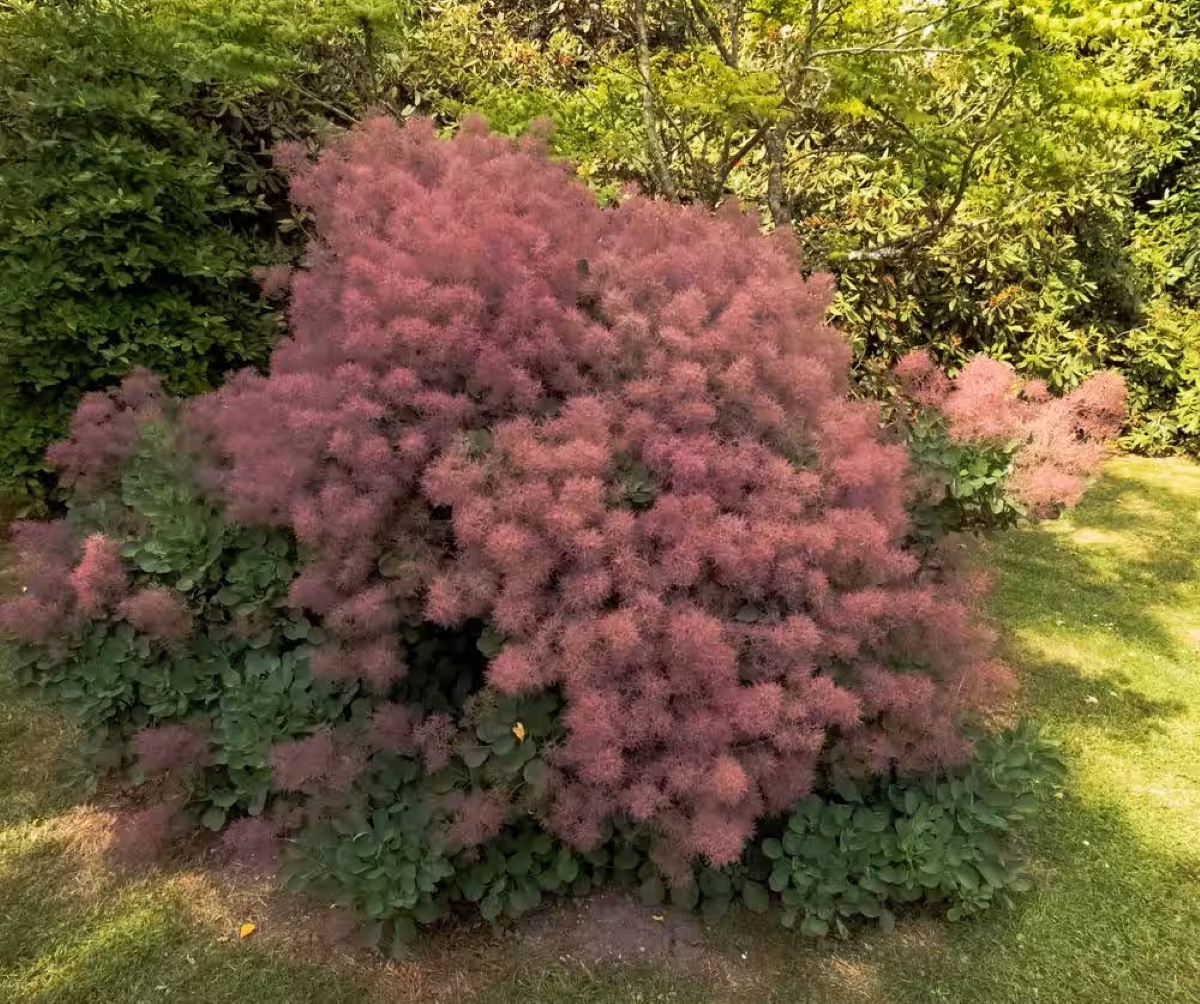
[
  {"left": 145, "top": 0, "right": 419, "bottom": 127},
  {"left": 1109, "top": 305, "right": 1200, "bottom": 456},
  {"left": 895, "top": 349, "right": 1126, "bottom": 542},
  {"left": 0, "top": 118, "right": 1119, "bottom": 948},
  {"left": 192, "top": 114, "right": 1034, "bottom": 875},
  {"left": 0, "top": 1, "right": 284, "bottom": 504},
  {"left": 0, "top": 0, "right": 420, "bottom": 507}
]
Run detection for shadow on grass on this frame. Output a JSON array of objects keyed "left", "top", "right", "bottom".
[
  {"left": 467, "top": 967, "right": 719, "bottom": 1004},
  {"left": 681, "top": 786, "right": 1200, "bottom": 1004},
  {"left": 1014, "top": 658, "right": 1189, "bottom": 743},
  {"left": 979, "top": 461, "right": 1200, "bottom": 745}
]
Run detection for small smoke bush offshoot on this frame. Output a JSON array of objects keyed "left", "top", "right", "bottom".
[{"left": 895, "top": 350, "right": 1125, "bottom": 525}]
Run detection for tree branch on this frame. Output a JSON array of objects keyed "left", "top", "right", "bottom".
[
  {"left": 764, "top": 122, "right": 789, "bottom": 228},
  {"left": 729, "top": 0, "right": 744, "bottom": 66},
  {"left": 803, "top": 0, "right": 822, "bottom": 59},
  {"left": 710, "top": 122, "right": 771, "bottom": 201},
  {"left": 688, "top": 0, "right": 734, "bottom": 65},
  {"left": 843, "top": 73, "right": 1018, "bottom": 262},
  {"left": 632, "top": 0, "right": 678, "bottom": 199}
]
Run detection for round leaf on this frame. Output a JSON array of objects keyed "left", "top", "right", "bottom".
[
  {"left": 800, "top": 915, "right": 829, "bottom": 938},
  {"left": 741, "top": 880, "right": 770, "bottom": 914},
  {"left": 201, "top": 806, "right": 226, "bottom": 831},
  {"left": 462, "top": 746, "right": 490, "bottom": 769}
]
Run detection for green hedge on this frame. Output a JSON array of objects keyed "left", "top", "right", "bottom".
[
  {"left": 0, "top": 0, "right": 417, "bottom": 507},
  {"left": 0, "top": 2, "right": 291, "bottom": 504}
]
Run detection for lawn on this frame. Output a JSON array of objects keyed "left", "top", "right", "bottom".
[{"left": 1, "top": 454, "right": 1197, "bottom": 1004}]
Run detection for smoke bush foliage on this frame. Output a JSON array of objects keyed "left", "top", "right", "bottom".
[
  {"left": 0, "top": 118, "right": 1120, "bottom": 944},
  {"left": 192, "top": 115, "right": 1031, "bottom": 874}
]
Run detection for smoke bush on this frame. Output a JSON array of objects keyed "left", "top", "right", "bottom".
[
  {"left": 896, "top": 350, "right": 1126, "bottom": 518},
  {"left": 191, "top": 116, "right": 1019, "bottom": 868},
  {"left": 119, "top": 587, "right": 194, "bottom": 641},
  {"left": 0, "top": 120, "right": 1122, "bottom": 931},
  {"left": 47, "top": 368, "right": 167, "bottom": 498},
  {"left": 70, "top": 535, "right": 129, "bottom": 616},
  {"left": 133, "top": 722, "right": 211, "bottom": 775},
  {"left": 221, "top": 816, "right": 282, "bottom": 872}
]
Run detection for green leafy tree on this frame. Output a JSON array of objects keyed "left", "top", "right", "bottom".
[
  {"left": 1112, "top": 0, "right": 1200, "bottom": 453},
  {"left": 0, "top": 0, "right": 421, "bottom": 507},
  {"left": 1130, "top": 0, "right": 1200, "bottom": 308},
  {"left": 446, "top": 0, "right": 1189, "bottom": 445}
]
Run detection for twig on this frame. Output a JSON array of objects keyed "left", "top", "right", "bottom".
[
  {"left": 810, "top": 0, "right": 988, "bottom": 60},
  {"left": 292, "top": 83, "right": 360, "bottom": 126},
  {"left": 688, "top": 0, "right": 734, "bottom": 66},
  {"left": 811, "top": 44, "right": 965, "bottom": 58}
]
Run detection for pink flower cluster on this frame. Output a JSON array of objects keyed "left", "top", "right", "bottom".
[
  {"left": 119, "top": 587, "right": 193, "bottom": 641},
  {"left": 270, "top": 732, "right": 364, "bottom": 794},
  {"left": 0, "top": 519, "right": 198, "bottom": 650},
  {"left": 0, "top": 527, "right": 132, "bottom": 643},
  {"left": 895, "top": 351, "right": 1125, "bottom": 516},
  {"left": 71, "top": 535, "right": 128, "bottom": 615},
  {"left": 189, "top": 117, "right": 1016, "bottom": 869},
  {"left": 47, "top": 367, "right": 165, "bottom": 496},
  {"left": 0, "top": 521, "right": 78, "bottom": 644}
]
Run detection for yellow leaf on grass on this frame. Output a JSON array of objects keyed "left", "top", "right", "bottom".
[
  {"left": 512, "top": 722, "right": 526, "bottom": 742},
  {"left": 238, "top": 922, "right": 256, "bottom": 939}
]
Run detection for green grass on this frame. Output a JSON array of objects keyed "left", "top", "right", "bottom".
[
  {"left": 0, "top": 679, "right": 369, "bottom": 1003},
  {"left": 2, "top": 455, "right": 1199, "bottom": 1003}
]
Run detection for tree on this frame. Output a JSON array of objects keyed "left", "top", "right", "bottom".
[{"left": 455, "top": 1, "right": 1181, "bottom": 418}]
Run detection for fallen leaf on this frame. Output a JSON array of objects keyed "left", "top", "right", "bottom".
[{"left": 238, "top": 922, "right": 257, "bottom": 939}]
